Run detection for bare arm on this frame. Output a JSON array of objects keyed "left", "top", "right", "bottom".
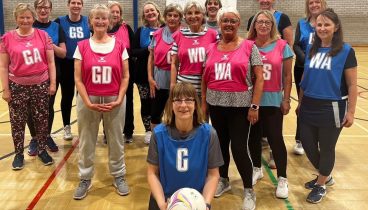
[
  {"left": 0, "top": 53, "right": 11, "bottom": 102},
  {"left": 281, "top": 58, "right": 293, "bottom": 115},
  {"left": 148, "top": 49, "right": 158, "bottom": 97},
  {"left": 46, "top": 49, "right": 56, "bottom": 95},
  {"left": 201, "top": 76, "right": 208, "bottom": 115},
  {"left": 170, "top": 54, "right": 178, "bottom": 90},
  {"left": 202, "top": 168, "right": 219, "bottom": 206},
  {"left": 147, "top": 164, "right": 167, "bottom": 210},
  {"left": 248, "top": 65, "right": 264, "bottom": 124},
  {"left": 342, "top": 67, "right": 357, "bottom": 127},
  {"left": 282, "top": 26, "right": 294, "bottom": 47},
  {"left": 109, "top": 59, "right": 130, "bottom": 107},
  {"left": 53, "top": 42, "right": 66, "bottom": 59}
]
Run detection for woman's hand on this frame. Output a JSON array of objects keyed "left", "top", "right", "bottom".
[
  {"left": 280, "top": 100, "right": 291, "bottom": 115},
  {"left": 247, "top": 109, "right": 259, "bottom": 125},
  {"left": 158, "top": 201, "right": 168, "bottom": 210},
  {"left": 49, "top": 83, "right": 56, "bottom": 95},
  {"left": 342, "top": 112, "right": 354, "bottom": 127},
  {"left": 2, "top": 89, "right": 11, "bottom": 102},
  {"left": 295, "top": 103, "right": 301, "bottom": 116},
  {"left": 149, "top": 78, "right": 158, "bottom": 98}
]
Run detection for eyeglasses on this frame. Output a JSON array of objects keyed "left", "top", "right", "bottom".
[
  {"left": 256, "top": 20, "right": 272, "bottom": 27},
  {"left": 221, "top": 18, "right": 239, "bottom": 25},
  {"left": 36, "top": 6, "right": 51, "bottom": 11},
  {"left": 173, "top": 98, "right": 195, "bottom": 105}
]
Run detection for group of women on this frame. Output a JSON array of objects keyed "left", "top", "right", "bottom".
[{"left": 0, "top": 0, "right": 357, "bottom": 209}]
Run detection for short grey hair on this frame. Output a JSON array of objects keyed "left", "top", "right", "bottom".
[{"left": 217, "top": 7, "right": 240, "bottom": 25}]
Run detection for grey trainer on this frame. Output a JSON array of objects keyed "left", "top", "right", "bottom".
[
  {"left": 73, "top": 179, "right": 92, "bottom": 200},
  {"left": 214, "top": 177, "right": 231, "bottom": 198},
  {"left": 113, "top": 176, "right": 130, "bottom": 196}
]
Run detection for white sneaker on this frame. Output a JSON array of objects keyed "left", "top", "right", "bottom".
[
  {"left": 144, "top": 131, "right": 152, "bottom": 144},
  {"left": 252, "top": 167, "right": 264, "bottom": 185},
  {"left": 242, "top": 188, "right": 256, "bottom": 210},
  {"left": 214, "top": 177, "right": 231, "bottom": 198},
  {"left": 293, "top": 141, "right": 305, "bottom": 155},
  {"left": 268, "top": 150, "right": 276, "bottom": 169},
  {"left": 276, "top": 176, "right": 288, "bottom": 199},
  {"left": 63, "top": 125, "right": 73, "bottom": 140},
  {"left": 261, "top": 137, "right": 269, "bottom": 149}
]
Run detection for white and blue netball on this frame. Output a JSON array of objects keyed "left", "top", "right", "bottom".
[{"left": 167, "top": 188, "right": 206, "bottom": 210}]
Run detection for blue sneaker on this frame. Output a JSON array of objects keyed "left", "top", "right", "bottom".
[
  {"left": 12, "top": 154, "right": 24, "bottom": 170},
  {"left": 306, "top": 185, "right": 326, "bottom": 203},
  {"left": 46, "top": 136, "right": 59, "bottom": 152},
  {"left": 38, "top": 150, "right": 54, "bottom": 166},
  {"left": 305, "top": 175, "right": 335, "bottom": 190},
  {"left": 27, "top": 139, "right": 38, "bottom": 156}
]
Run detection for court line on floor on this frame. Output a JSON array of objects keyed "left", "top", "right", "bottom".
[
  {"left": 26, "top": 138, "right": 80, "bottom": 210},
  {"left": 0, "top": 119, "right": 77, "bottom": 161},
  {"left": 261, "top": 157, "right": 294, "bottom": 210}
]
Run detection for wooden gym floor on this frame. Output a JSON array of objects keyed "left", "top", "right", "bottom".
[{"left": 0, "top": 47, "right": 367, "bottom": 210}]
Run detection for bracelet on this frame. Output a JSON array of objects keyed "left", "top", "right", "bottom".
[{"left": 282, "top": 98, "right": 291, "bottom": 103}]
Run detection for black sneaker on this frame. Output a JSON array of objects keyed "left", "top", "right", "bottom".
[
  {"left": 27, "top": 139, "right": 38, "bottom": 156},
  {"left": 12, "top": 154, "right": 24, "bottom": 170},
  {"left": 38, "top": 150, "right": 54, "bottom": 166},
  {"left": 46, "top": 136, "right": 59, "bottom": 152},
  {"left": 306, "top": 185, "right": 326, "bottom": 203},
  {"left": 305, "top": 175, "right": 335, "bottom": 190}
]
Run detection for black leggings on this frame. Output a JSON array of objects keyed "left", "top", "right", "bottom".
[
  {"left": 209, "top": 105, "right": 253, "bottom": 188},
  {"left": 150, "top": 89, "right": 169, "bottom": 125},
  {"left": 300, "top": 121, "right": 342, "bottom": 176},
  {"left": 294, "top": 66, "right": 304, "bottom": 141},
  {"left": 60, "top": 59, "right": 75, "bottom": 126},
  {"left": 137, "top": 83, "right": 151, "bottom": 132},
  {"left": 249, "top": 107, "right": 287, "bottom": 178},
  {"left": 123, "top": 77, "right": 135, "bottom": 136}
]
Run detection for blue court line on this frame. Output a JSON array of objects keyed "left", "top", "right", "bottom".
[
  {"left": 0, "top": 119, "right": 77, "bottom": 161},
  {"left": 261, "top": 157, "right": 294, "bottom": 210}
]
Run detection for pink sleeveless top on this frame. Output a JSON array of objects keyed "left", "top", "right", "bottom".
[
  {"left": 109, "top": 23, "right": 130, "bottom": 51},
  {"left": 153, "top": 28, "right": 173, "bottom": 71},
  {"left": 260, "top": 39, "right": 287, "bottom": 92},
  {"left": 173, "top": 28, "right": 217, "bottom": 75},
  {"left": 203, "top": 40, "right": 254, "bottom": 92},
  {"left": 78, "top": 39, "right": 125, "bottom": 96},
  {"left": 0, "top": 29, "right": 52, "bottom": 84}
]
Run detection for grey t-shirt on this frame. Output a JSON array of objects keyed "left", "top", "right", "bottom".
[{"left": 147, "top": 124, "right": 224, "bottom": 169}]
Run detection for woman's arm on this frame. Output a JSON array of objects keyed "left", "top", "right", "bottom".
[
  {"left": 148, "top": 49, "right": 158, "bottom": 98},
  {"left": 0, "top": 53, "right": 11, "bottom": 102},
  {"left": 248, "top": 65, "right": 264, "bottom": 124},
  {"left": 282, "top": 26, "right": 294, "bottom": 47},
  {"left": 202, "top": 168, "right": 219, "bottom": 206},
  {"left": 53, "top": 42, "right": 66, "bottom": 58},
  {"left": 201, "top": 76, "right": 208, "bottom": 116},
  {"left": 147, "top": 164, "right": 167, "bottom": 210},
  {"left": 46, "top": 49, "right": 57, "bottom": 95},
  {"left": 342, "top": 67, "right": 357, "bottom": 127},
  {"left": 107, "top": 58, "right": 130, "bottom": 109},
  {"left": 170, "top": 54, "right": 179, "bottom": 90},
  {"left": 281, "top": 57, "right": 293, "bottom": 115}
]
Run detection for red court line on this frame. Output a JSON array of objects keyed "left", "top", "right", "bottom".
[{"left": 27, "top": 138, "right": 80, "bottom": 210}]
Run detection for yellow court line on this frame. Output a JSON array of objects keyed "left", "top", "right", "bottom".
[
  {"left": 354, "top": 121, "right": 368, "bottom": 134},
  {"left": 0, "top": 110, "right": 9, "bottom": 118},
  {"left": 356, "top": 106, "right": 368, "bottom": 114}
]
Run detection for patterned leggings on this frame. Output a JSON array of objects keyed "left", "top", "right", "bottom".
[
  {"left": 9, "top": 81, "right": 49, "bottom": 154},
  {"left": 136, "top": 83, "right": 151, "bottom": 132}
]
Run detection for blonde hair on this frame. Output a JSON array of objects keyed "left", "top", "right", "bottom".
[
  {"left": 163, "top": 82, "right": 204, "bottom": 127},
  {"left": 107, "top": 1, "right": 124, "bottom": 25},
  {"left": 247, "top": 10, "right": 279, "bottom": 42},
  {"left": 13, "top": 3, "right": 37, "bottom": 20},
  {"left": 217, "top": 7, "right": 240, "bottom": 25},
  {"left": 184, "top": 0, "right": 206, "bottom": 25},
  {"left": 88, "top": 4, "right": 111, "bottom": 31},
  {"left": 141, "top": 1, "right": 164, "bottom": 27},
  {"left": 305, "top": 0, "right": 327, "bottom": 19}
]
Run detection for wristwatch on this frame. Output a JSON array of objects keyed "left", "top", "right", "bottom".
[{"left": 250, "top": 104, "right": 259, "bottom": 111}]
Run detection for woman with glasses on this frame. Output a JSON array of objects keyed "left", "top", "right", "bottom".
[
  {"left": 247, "top": 10, "right": 293, "bottom": 199},
  {"left": 148, "top": 4, "right": 183, "bottom": 131},
  {"left": 132, "top": 1, "right": 164, "bottom": 144},
  {"left": 55, "top": 0, "right": 90, "bottom": 141},
  {"left": 147, "top": 82, "right": 223, "bottom": 210},
  {"left": 107, "top": 1, "right": 135, "bottom": 143},
  {"left": 73, "top": 4, "right": 130, "bottom": 200},
  {"left": 202, "top": 7, "right": 263, "bottom": 210},
  {"left": 170, "top": 0, "right": 218, "bottom": 96},
  {"left": 26, "top": 0, "right": 67, "bottom": 156},
  {"left": 293, "top": 0, "right": 327, "bottom": 156},
  {"left": 297, "top": 8, "right": 357, "bottom": 203},
  {"left": 0, "top": 3, "right": 56, "bottom": 170}
]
